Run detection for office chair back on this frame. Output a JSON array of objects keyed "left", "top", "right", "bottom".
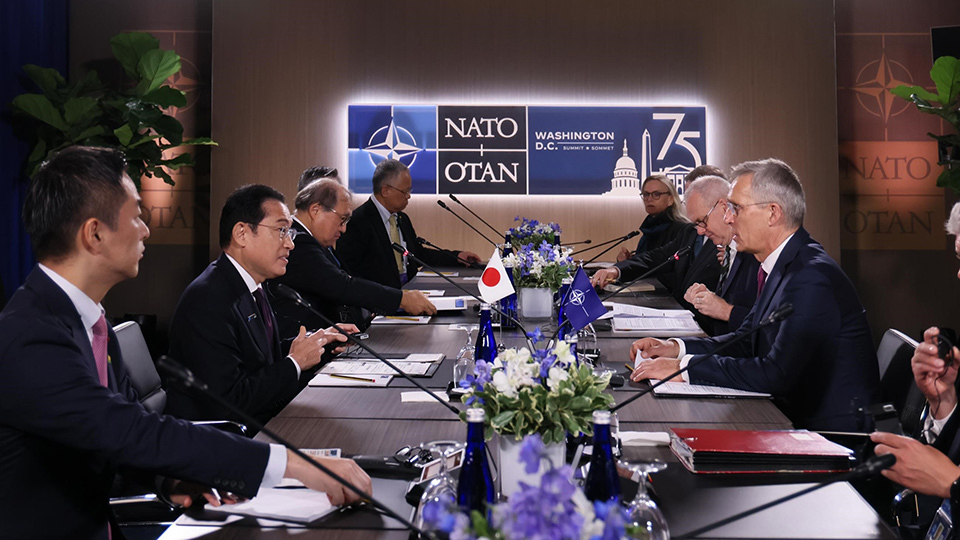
[
  {"left": 112, "top": 320, "right": 167, "bottom": 414},
  {"left": 876, "top": 328, "right": 920, "bottom": 427}
]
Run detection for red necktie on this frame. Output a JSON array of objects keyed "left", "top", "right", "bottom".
[
  {"left": 91, "top": 314, "right": 109, "bottom": 387},
  {"left": 757, "top": 267, "right": 767, "bottom": 299}
]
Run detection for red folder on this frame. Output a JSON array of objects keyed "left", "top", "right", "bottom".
[{"left": 669, "top": 428, "right": 853, "bottom": 474}]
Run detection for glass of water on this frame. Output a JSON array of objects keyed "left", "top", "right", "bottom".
[{"left": 453, "top": 326, "right": 476, "bottom": 390}]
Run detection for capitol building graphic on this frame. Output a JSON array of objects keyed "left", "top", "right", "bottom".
[{"left": 603, "top": 131, "right": 693, "bottom": 198}]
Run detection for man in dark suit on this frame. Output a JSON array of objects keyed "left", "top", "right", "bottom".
[
  {"left": 337, "top": 159, "right": 481, "bottom": 288},
  {"left": 0, "top": 146, "right": 369, "bottom": 538},
  {"left": 681, "top": 175, "right": 760, "bottom": 336},
  {"left": 297, "top": 164, "right": 340, "bottom": 191},
  {"left": 269, "top": 179, "right": 436, "bottom": 337},
  {"left": 590, "top": 205, "right": 721, "bottom": 323},
  {"left": 630, "top": 158, "right": 880, "bottom": 431},
  {"left": 167, "top": 185, "right": 352, "bottom": 425}
]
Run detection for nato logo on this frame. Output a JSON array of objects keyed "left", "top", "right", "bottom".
[{"left": 348, "top": 105, "right": 438, "bottom": 194}]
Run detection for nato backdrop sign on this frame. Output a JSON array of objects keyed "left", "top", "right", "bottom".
[{"left": 348, "top": 105, "right": 706, "bottom": 196}]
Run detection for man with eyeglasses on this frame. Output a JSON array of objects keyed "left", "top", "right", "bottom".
[
  {"left": 338, "top": 159, "right": 482, "bottom": 289},
  {"left": 590, "top": 181, "right": 722, "bottom": 322},
  {"left": 681, "top": 175, "right": 760, "bottom": 336},
  {"left": 167, "top": 184, "right": 354, "bottom": 425},
  {"left": 269, "top": 179, "right": 437, "bottom": 337},
  {"left": 629, "top": 158, "right": 880, "bottom": 432}
]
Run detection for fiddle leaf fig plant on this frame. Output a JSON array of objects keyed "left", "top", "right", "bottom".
[
  {"left": 891, "top": 56, "right": 960, "bottom": 193},
  {"left": 9, "top": 31, "right": 216, "bottom": 186}
]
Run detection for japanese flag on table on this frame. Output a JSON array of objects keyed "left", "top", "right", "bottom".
[
  {"left": 562, "top": 266, "right": 607, "bottom": 332},
  {"left": 477, "top": 248, "right": 515, "bottom": 304}
]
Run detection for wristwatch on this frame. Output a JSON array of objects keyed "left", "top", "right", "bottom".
[{"left": 951, "top": 473, "right": 960, "bottom": 506}]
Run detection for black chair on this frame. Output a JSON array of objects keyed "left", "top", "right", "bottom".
[{"left": 877, "top": 328, "right": 920, "bottom": 423}]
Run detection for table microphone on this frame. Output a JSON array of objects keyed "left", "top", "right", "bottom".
[
  {"left": 673, "top": 453, "right": 896, "bottom": 540},
  {"left": 391, "top": 243, "right": 536, "bottom": 352},
  {"left": 417, "top": 237, "right": 483, "bottom": 269},
  {"left": 564, "top": 239, "right": 592, "bottom": 246},
  {"left": 155, "top": 355, "right": 439, "bottom": 540},
  {"left": 447, "top": 194, "right": 504, "bottom": 240},
  {"left": 436, "top": 200, "right": 499, "bottom": 247},
  {"left": 584, "top": 230, "right": 641, "bottom": 264},
  {"left": 610, "top": 303, "right": 794, "bottom": 413},
  {"left": 572, "top": 230, "right": 639, "bottom": 257},
  {"left": 271, "top": 283, "right": 461, "bottom": 417},
  {"left": 598, "top": 246, "right": 691, "bottom": 302}
]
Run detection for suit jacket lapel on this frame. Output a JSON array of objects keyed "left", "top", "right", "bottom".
[
  {"left": 751, "top": 230, "right": 805, "bottom": 347},
  {"left": 365, "top": 199, "right": 396, "bottom": 267},
  {"left": 218, "top": 254, "right": 272, "bottom": 359},
  {"left": 720, "top": 252, "right": 742, "bottom": 297}
]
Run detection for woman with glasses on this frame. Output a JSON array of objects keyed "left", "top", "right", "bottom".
[{"left": 617, "top": 175, "right": 690, "bottom": 262}]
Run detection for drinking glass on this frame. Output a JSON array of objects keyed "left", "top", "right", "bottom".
[
  {"left": 453, "top": 326, "right": 475, "bottom": 389},
  {"left": 415, "top": 443, "right": 462, "bottom": 531},
  {"left": 621, "top": 460, "right": 670, "bottom": 540}
]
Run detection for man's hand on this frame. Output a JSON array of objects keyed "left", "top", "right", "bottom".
[
  {"left": 871, "top": 431, "right": 960, "bottom": 498},
  {"left": 591, "top": 267, "right": 620, "bottom": 289},
  {"left": 321, "top": 324, "right": 358, "bottom": 354},
  {"left": 912, "top": 327, "right": 959, "bottom": 418},
  {"left": 457, "top": 251, "right": 482, "bottom": 266},
  {"left": 400, "top": 290, "right": 438, "bottom": 315},
  {"left": 284, "top": 450, "right": 372, "bottom": 506},
  {"left": 630, "top": 338, "right": 679, "bottom": 362},
  {"left": 631, "top": 357, "right": 682, "bottom": 382},
  {"left": 288, "top": 326, "right": 333, "bottom": 371},
  {"left": 163, "top": 478, "right": 241, "bottom": 508},
  {"left": 684, "top": 283, "right": 708, "bottom": 305},
  {"left": 616, "top": 247, "right": 633, "bottom": 262},
  {"left": 691, "top": 290, "right": 733, "bottom": 322}
]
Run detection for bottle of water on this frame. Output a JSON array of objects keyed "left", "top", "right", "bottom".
[
  {"left": 566, "top": 332, "right": 579, "bottom": 362},
  {"left": 499, "top": 260, "right": 518, "bottom": 330},
  {"left": 502, "top": 233, "right": 513, "bottom": 256},
  {"left": 475, "top": 303, "right": 498, "bottom": 363},
  {"left": 457, "top": 408, "right": 495, "bottom": 514},
  {"left": 556, "top": 275, "right": 574, "bottom": 340},
  {"left": 584, "top": 410, "right": 620, "bottom": 503}
]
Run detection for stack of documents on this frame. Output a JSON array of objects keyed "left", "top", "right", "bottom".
[
  {"left": 650, "top": 380, "right": 772, "bottom": 398},
  {"left": 669, "top": 428, "right": 853, "bottom": 474},
  {"left": 206, "top": 487, "right": 335, "bottom": 523},
  {"left": 370, "top": 315, "right": 432, "bottom": 325},
  {"left": 603, "top": 302, "right": 702, "bottom": 336}
]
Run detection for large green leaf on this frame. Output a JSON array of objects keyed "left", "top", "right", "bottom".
[
  {"left": 891, "top": 84, "right": 939, "bottom": 103},
  {"left": 71, "top": 125, "right": 105, "bottom": 143},
  {"left": 114, "top": 124, "right": 134, "bottom": 146},
  {"left": 27, "top": 139, "right": 46, "bottom": 164},
  {"left": 159, "top": 153, "right": 194, "bottom": 170},
  {"left": 23, "top": 64, "right": 65, "bottom": 94},
  {"left": 63, "top": 97, "right": 99, "bottom": 125},
  {"left": 136, "top": 49, "right": 181, "bottom": 96},
  {"left": 491, "top": 410, "right": 517, "bottom": 430},
  {"left": 183, "top": 136, "right": 219, "bottom": 146},
  {"left": 110, "top": 32, "right": 160, "bottom": 79},
  {"left": 12, "top": 94, "right": 68, "bottom": 132},
  {"left": 930, "top": 56, "right": 960, "bottom": 108},
  {"left": 142, "top": 86, "right": 186, "bottom": 108},
  {"left": 69, "top": 69, "right": 103, "bottom": 98},
  {"left": 154, "top": 114, "right": 184, "bottom": 145}
]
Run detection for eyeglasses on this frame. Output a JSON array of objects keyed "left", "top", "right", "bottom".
[
  {"left": 693, "top": 200, "right": 722, "bottom": 229},
  {"left": 725, "top": 201, "right": 773, "bottom": 216},
  {"left": 250, "top": 222, "right": 296, "bottom": 241},
  {"left": 641, "top": 191, "right": 670, "bottom": 201},
  {"left": 384, "top": 183, "right": 413, "bottom": 196},
  {"left": 323, "top": 206, "right": 351, "bottom": 226}
]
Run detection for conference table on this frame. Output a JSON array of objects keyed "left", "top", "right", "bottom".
[{"left": 159, "top": 268, "right": 897, "bottom": 540}]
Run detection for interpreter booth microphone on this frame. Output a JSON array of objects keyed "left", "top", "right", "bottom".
[
  {"left": 155, "top": 355, "right": 439, "bottom": 540},
  {"left": 435, "top": 200, "right": 500, "bottom": 247},
  {"left": 598, "top": 246, "right": 692, "bottom": 303},
  {"left": 270, "top": 283, "right": 461, "bottom": 417},
  {"left": 447, "top": 194, "right": 504, "bottom": 241},
  {"left": 390, "top": 242, "right": 536, "bottom": 352},
  {"left": 610, "top": 303, "right": 795, "bottom": 413},
  {"left": 673, "top": 453, "right": 896, "bottom": 540}
]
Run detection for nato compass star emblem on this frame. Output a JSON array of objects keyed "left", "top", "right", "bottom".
[
  {"left": 568, "top": 289, "right": 586, "bottom": 306},
  {"left": 365, "top": 118, "right": 422, "bottom": 167}
]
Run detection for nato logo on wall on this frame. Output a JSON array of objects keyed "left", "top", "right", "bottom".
[{"left": 348, "top": 104, "right": 706, "bottom": 196}]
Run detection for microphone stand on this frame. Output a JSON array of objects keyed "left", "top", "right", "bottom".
[
  {"left": 392, "top": 243, "right": 536, "bottom": 353},
  {"left": 272, "top": 283, "right": 462, "bottom": 417},
  {"left": 436, "top": 200, "right": 499, "bottom": 247},
  {"left": 417, "top": 237, "right": 483, "bottom": 269},
  {"left": 563, "top": 239, "right": 592, "bottom": 247},
  {"left": 583, "top": 231, "right": 641, "bottom": 264},
  {"left": 610, "top": 303, "right": 794, "bottom": 413},
  {"left": 155, "top": 356, "right": 438, "bottom": 540},
  {"left": 673, "top": 454, "right": 896, "bottom": 540},
  {"left": 447, "top": 194, "right": 504, "bottom": 240},
  {"left": 571, "top": 230, "right": 639, "bottom": 257}
]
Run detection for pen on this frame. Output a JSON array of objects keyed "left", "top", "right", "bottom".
[
  {"left": 210, "top": 487, "right": 223, "bottom": 505},
  {"left": 386, "top": 316, "right": 420, "bottom": 321},
  {"left": 624, "top": 363, "right": 635, "bottom": 372},
  {"left": 329, "top": 373, "right": 377, "bottom": 383}
]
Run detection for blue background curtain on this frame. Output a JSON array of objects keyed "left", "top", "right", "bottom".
[{"left": 0, "top": 0, "right": 67, "bottom": 305}]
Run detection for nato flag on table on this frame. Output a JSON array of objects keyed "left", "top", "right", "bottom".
[{"left": 563, "top": 267, "right": 606, "bottom": 332}]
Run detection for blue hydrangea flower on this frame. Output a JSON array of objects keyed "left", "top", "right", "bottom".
[
  {"left": 526, "top": 327, "right": 544, "bottom": 344},
  {"left": 421, "top": 499, "right": 458, "bottom": 533},
  {"left": 592, "top": 499, "right": 628, "bottom": 540},
  {"left": 519, "top": 434, "right": 546, "bottom": 474}
]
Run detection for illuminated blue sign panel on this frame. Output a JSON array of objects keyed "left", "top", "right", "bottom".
[{"left": 348, "top": 105, "right": 706, "bottom": 196}]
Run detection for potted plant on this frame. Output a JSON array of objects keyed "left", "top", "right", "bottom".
[
  {"left": 458, "top": 331, "right": 614, "bottom": 497},
  {"left": 508, "top": 217, "right": 561, "bottom": 249},
  {"left": 9, "top": 32, "right": 215, "bottom": 185},
  {"left": 503, "top": 241, "right": 575, "bottom": 319},
  {"left": 891, "top": 55, "right": 960, "bottom": 193}
]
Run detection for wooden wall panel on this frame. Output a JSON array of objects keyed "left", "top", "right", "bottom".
[{"left": 211, "top": 0, "right": 839, "bottom": 260}]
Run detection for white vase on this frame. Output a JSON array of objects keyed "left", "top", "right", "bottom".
[
  {"left": 518, "top": 287, "right": 554, "bottom": 319},
  {"left": 498, "top": 435, "right": 566, "bottom": 499}
]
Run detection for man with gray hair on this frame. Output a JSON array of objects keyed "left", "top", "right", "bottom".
[
  {"left": 630, "top": 158, "right": 881, "bottom": 431},
  {"left": 269, "top": 178, "right": 436, "bottom": 337},
  {"left": 681, "top": 175, "right": 761, "bottom": 335}
]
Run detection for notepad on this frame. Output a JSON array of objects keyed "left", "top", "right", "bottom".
[
  {"left": 611, "top": 316, "right": 701, "bottom": 336},
  {"left": 206, "top": 487, "right": 336, "bottom": 523},
  {"left": 414, "top": 290, "right": 445, "bottom": 297},
  {"left": 370, "top": 315, "right": 432, "bottom": 324},
  {"left": 320, "top": 360, "right": 432, "bottom": 376},
  {"left": 421, "top": 271, "right": 460, "bottom": 277},
  {"left": 605, "top": 302, "right": 694, "bottom": 318},
  {"left": 650, "top": 380, "right": 772, "bottom": 399}
]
